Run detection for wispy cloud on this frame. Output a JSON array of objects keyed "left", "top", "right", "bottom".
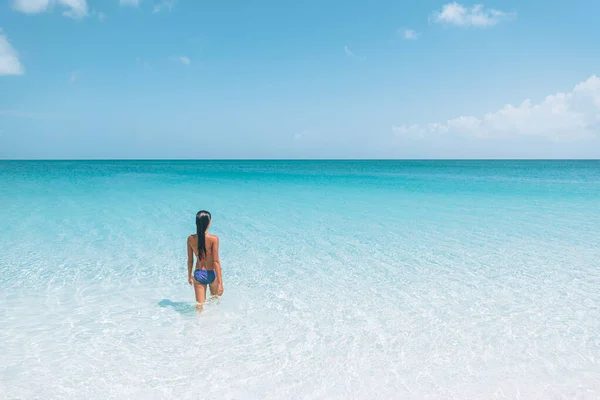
[
  {"left": 0, "top": 29, "right": 24, "bottom": 76},
  {"left": 0, "top": 109, "right": 72, "bottom": 120},
  {"left": 136, "top": 57, "right": 151, "bottom": 69},
  {"left": 69, "top": 70, "right": 80, "bottom": 84},
  {"left": 344, "top": 45, "right": 364, "bottom": 60},
  {"left": 393, "top": 75, "right": 600, "bottom": 141},
  {"left": 430, "top": 2, "right": 515, "bottom": 28},
  {"left": 95, "top": 11, "right": 106, "bottom": 22},
  {"left": 400, "top": 29, "right": 419, "bottom": 40},
  {"left": 293, "top": 130, "right": 310, "bottom": 141},
  {"left": 170, "top": 55, "right": 191, "bottom": 65},
  {"left": 61, "top": 0, "right": 87, "bottom": 19},
  {"left": 11, "top": 0, "right": 52, "bottom": 13},
  {"left": 188, "top": 37, "right": 203, "bottom": 46},
  {"left": 153, "top": 0, "right": 175, "bottom": 13},
  {"left": 120, "top": 0, "right": 141, "bottom": 7},
  {"left": 12, "top": 0, "right": 89, "bottom": 19}
]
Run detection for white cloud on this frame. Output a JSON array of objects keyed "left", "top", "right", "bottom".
[
  {"left": 60, "top": 0, "right": 87, "bottom": 18},
  {"left": 120, "top": 0, "right": 141, "bottom": 6},
  {"left": 431, "top": 2, "right": 514, "bottom": 28},
  {"left": 96, "top": 11, "right": 106, "bottom": 22},
  {"left": 12, "top": 0, "right": 88, "bottom": 19},
  {"left": 0, "top": 29, "right": 24, "bottom": 76},
  {"left": 344, "top": 45, "right": 365, "bottom": 60},
  {"left": 153, "top": 0, "right": 175, "bottom": 13},
  {"left": 12, "top": 0, "right": 50, "bottom": 13},
  {"left": 393, "top": 75, "right": 600, "bottom": 141},
  {"left": 400, "top": 29, "right": 419, "bottom": 40},
  {"left": 170, "top": 55, "right": 190, "bottom": 65}
]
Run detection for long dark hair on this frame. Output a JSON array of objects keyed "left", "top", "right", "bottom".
[{"left": 195, "top": 210, "right": 211, "bottom": 261}]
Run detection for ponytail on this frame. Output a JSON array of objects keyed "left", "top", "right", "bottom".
[{"left": 195, "top": 210, "right": 211, "bottom": 262}]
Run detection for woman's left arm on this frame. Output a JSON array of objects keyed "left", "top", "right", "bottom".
[{"left": 213, "top": 236, "right": 224, "bottom": 295}]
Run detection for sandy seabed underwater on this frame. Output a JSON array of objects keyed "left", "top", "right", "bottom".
[{"left": 1, "top": 160, "right": 599, "bottom": 399}]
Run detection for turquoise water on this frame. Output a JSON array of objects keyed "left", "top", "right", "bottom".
[{"left": 1, "top": 160, "right": 599, "bottom": 399}]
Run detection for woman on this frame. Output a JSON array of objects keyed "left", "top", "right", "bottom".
[{"left": 187, "top": 210, "right": 223, "bottom": 310}]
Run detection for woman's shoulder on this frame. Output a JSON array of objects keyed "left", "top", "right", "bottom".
[
  {"left": 207, "top": 233, "right": 219, "bottom": 242},
  {"left": 187, "top": 234, "right": 196, "bottom": 242}
]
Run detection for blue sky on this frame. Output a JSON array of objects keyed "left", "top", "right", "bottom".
[{"left": 1, "top": 0, "right": 599, "bottom": 159}]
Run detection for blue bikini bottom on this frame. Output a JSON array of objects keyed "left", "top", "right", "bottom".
[{"left": 194, "top": 269, "right": 216, "bottom": 285}]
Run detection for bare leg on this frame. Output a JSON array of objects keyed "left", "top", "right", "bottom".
[
  {"left": 193, "top": 282, "right": 207, "bottom": 312},
  {"left": 209, "top": 280, "right": 220, "bottom": 299}
]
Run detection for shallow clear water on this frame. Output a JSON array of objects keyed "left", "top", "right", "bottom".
[{"left": 1, "top": 160, "right": 599, "bottom": 399}]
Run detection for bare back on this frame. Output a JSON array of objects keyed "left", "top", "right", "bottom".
[{"left": 189, "top": 233, "right": 217, "bottom": 270}]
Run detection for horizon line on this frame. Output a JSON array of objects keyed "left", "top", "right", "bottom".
[{"left": 0, "top": 158, "right": 599, "bottom": 162}]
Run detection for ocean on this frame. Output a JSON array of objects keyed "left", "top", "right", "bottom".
[{"left": 1, "top": 160, "right": 599, "bottom": 399}]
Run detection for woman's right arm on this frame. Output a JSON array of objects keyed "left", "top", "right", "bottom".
[
  {"left": 187, "top": 236, "right": 194, "bottom": 285},
  {"left": 213, "top": 236, "right": 224, "bottom": 295}
]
